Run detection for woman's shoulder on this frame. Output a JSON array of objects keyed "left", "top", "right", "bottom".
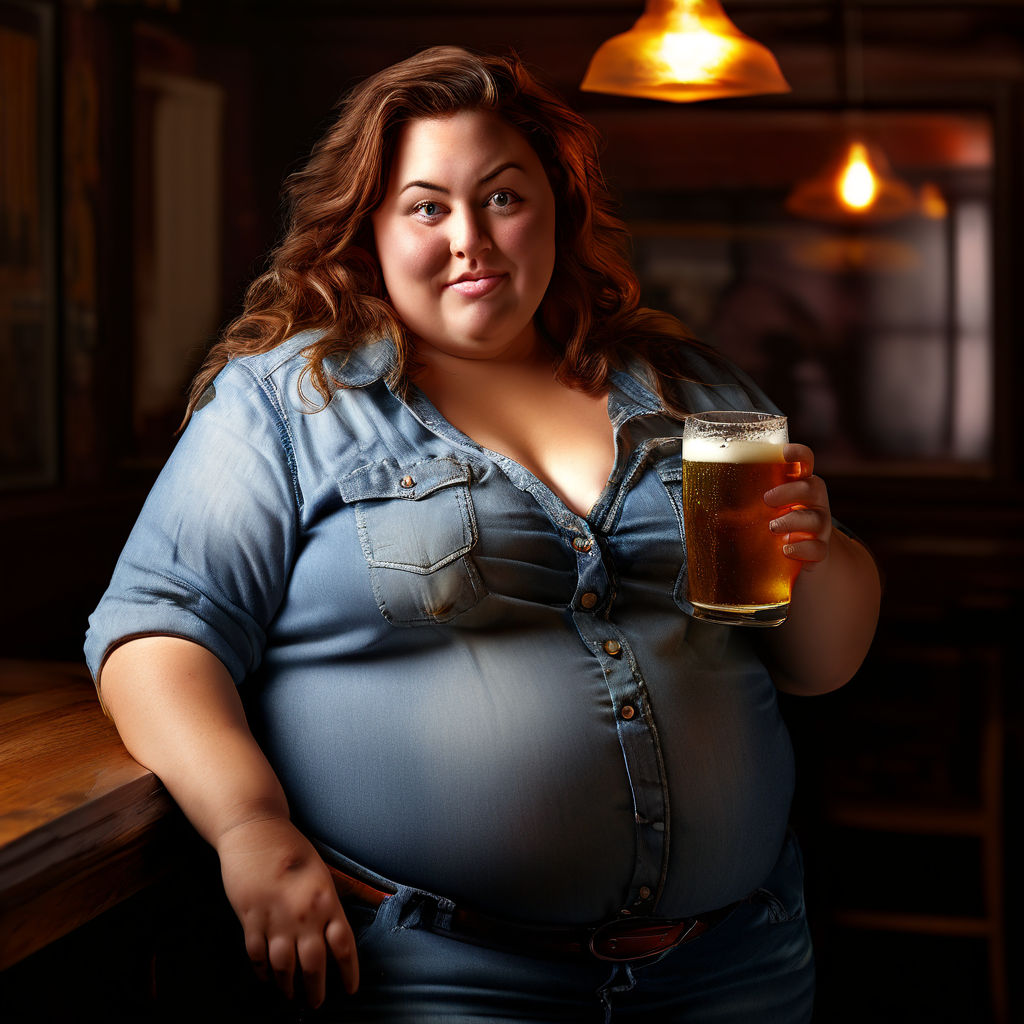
[
  {"left": 212, "top": 330, "right": 396, "bottom": 409},
  {"left": 626, "top": 341, "right": 779, "bottom": 415},
  {"left": 211, "top": 330, "right": 324, "bottom": 396}
]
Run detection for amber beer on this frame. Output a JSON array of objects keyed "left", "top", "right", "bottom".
[{"left": 681, "top": 412, "right": 797, "bottom": 627}]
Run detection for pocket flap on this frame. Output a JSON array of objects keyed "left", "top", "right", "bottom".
[{"left": 339, "top": 457, "right": 471, "bottom": 503}]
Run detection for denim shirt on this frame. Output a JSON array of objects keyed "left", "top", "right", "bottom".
[{"left": 85, "top": 330, "right": 795, "bottom": 925}]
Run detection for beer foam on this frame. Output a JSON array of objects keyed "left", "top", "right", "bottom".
[{"left": 682, "top": 436, "right": 786, "bottom": 463}]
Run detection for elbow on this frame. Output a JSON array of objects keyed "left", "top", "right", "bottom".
[
  {"left": 773, "top": 661, "right": 859, "bottom": 696},
  {"left": 771, "top": 612, "right": 880, "bottom": 696}
]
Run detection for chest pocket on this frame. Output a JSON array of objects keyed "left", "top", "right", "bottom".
[
  {"left": 338, "top": 456, "right": 487, "bottom": 625},
  {"left": 654, "top": 458, "right": 695, "bottom": 616}
]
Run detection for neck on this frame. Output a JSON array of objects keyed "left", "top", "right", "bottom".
[{"left": 411, "top": 328, "right": 556, "bottom": 390}]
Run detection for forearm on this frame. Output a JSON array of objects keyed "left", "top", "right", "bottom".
[
  {"left": 99, "top": 636, "right": 289, "bottom": 847},
  {"left": 99, "top": 635, "right": 359, "bottom": 1002},
  {"left": 762, "top": 530, "right": 881, "bottom": 695}
]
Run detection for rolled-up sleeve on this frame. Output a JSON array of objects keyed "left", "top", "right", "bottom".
[{"left": 84, "top": 360, "right": 300, "bottom": 686}]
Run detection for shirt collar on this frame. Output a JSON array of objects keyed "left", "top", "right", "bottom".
[
  {"left": 323, "top": 335, "right": 399, "bottom": 387},
  {"left": 318, "top": 333, "right": 670, "bottom": 423}
]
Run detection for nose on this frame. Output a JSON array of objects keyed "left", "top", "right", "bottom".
[{"left": 449, "top": 207, "right": 492, "bottom": 260}]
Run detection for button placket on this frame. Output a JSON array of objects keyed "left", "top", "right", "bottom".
[
  {"left": 571, "top": 615, "right": 667, "bottom": 909},
  {"left": 566, "top": 514, "right": 668, "bottom": 913}
]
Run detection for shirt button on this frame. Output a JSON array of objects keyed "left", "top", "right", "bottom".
[
  {"left": 639, "top": 886, "right": 652, "bottom": 900},
  {"left": 399, "top": 475, "right": 415, "bottom": 489},
  {"left": 571, "top": 536, "right": 593, "bottom": 552},
  {"left": 603, "top": 639, "right": 622, "bottom": 657},
  {"left": 580, "top": 592, "right": 598, "bottom": 609},
  {"left": 620, "top": 704, "right": 636, "bottom": 720}
]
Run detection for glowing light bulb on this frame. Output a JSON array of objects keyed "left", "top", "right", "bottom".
[
  {"left": 839, "top": 143, "right": 878, "bottom": 211},
  {"left": 652, "top": 27, "right": 735, "bottom": 81}
]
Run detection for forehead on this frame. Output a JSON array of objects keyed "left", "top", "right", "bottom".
[{"left": 387, "top": 109, "right": 544, "bottom": 182}]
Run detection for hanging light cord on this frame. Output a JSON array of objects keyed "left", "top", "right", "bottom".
[{"left": 840, "top": 0, "right": 865, "bottom": 109}]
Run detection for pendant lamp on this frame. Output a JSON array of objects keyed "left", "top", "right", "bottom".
[
  {"left": 785, "top": 1, "right": 915, "bottom": 223},
  {"left": 580, "top": 0, "right": 790, "bottom": 103},
  {"left": 786, "top": 138, "right": 917, "bottom": 223}
]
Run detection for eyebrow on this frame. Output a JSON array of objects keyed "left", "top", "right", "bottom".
[{"left": 398, "top": 161, "right": 524, "bottom": 195}]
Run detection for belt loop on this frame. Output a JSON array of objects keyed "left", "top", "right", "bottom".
[
  {"left": 431, "top": 895, "right": 456, "bottom": 932},
  {"left": 372, "top": 887, "right": 407, "bottom": 934}
]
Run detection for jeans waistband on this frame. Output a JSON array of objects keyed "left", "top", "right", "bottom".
[{"left": 315, "top": 840, "right": 740, "bottom": 964}]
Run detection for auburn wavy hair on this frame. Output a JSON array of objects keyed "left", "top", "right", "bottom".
[{"left": 186, "top": 45, "right": 707, "bottom": 417}]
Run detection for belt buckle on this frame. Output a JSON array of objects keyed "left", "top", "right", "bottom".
[{"left": 588, "top": 916, "right": 700, "bottom": 963}]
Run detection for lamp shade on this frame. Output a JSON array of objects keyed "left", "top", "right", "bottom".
[
  {"left": 786, "top": 139, "right": 917, "bottom": 224},
  {"left": 580, "top": 0, "right": 790, "bottom": 103}
]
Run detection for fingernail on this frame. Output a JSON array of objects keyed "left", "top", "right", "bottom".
[
  {"left": 769, "top": 519, "right": 782, "bottom": 533},
  {"left": 783, "top": 544, "right": 795, "bottom": 556}
]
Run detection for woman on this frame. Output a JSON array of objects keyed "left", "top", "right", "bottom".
[{"left": 86, "top": 46, "right": 880, "bottom": 1022}]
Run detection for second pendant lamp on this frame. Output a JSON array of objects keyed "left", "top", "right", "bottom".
[
  {"left": 786, "top": 1, "right": 916, "bottom": 223},
  {"left": 786, "top": 138, "right": 917, "bottom": 223}
]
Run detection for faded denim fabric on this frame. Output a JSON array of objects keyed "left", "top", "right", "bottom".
[
  {"left": 323, "top": 829, "right": 813, "bottom": 1023},
  {"left": 86, "top": 331, "right": 796, "bottom": 925}
]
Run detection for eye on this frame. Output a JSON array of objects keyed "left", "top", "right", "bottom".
[
  {"left": 413, "top": 200, "right": 444, "bottom": 219},
  {"left": 487, "top": 190, "right": 520, "bottom": 211}
]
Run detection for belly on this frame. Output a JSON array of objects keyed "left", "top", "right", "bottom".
[{"left": 252, "top": 626, "right": 640, "bottom": 924}]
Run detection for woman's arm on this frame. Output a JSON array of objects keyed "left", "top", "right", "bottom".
[
  {"left": 759, "top": 443, "right": 882, "bottom": 695},
  {"left": 99, "top": 636, "right": 358, "bottom": 1006}
]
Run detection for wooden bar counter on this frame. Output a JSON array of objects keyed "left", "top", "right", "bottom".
[{"left": 0, "top": 659, "right": 191, "bottom": 970}]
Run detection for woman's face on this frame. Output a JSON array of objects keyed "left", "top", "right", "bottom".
[{"left": 371, "top": 109, "right": 557, "bottom": 366}]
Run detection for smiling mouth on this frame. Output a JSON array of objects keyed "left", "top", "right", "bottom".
[{"left": 447, "top": 274, "right": 506, "bottom": 298}]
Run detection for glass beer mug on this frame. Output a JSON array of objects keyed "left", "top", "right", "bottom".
[{"left": 681, "top": 411, "right": 799, "bottom": 627}]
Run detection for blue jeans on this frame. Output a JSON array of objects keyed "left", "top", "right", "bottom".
[{"left": 311, "top": 831, "right": 814, "bottom": 1023}]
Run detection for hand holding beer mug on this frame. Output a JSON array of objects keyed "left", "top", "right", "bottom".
[{"left": 681, "top": 411, "right": 801, "bottom": 627}]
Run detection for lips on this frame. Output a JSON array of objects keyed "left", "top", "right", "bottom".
[{"left": 446, "top": 273, "right": 506, "bottom": 298}]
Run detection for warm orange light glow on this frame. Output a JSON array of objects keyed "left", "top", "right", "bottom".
[
  {"left": 838, "top": 142, "right": 878, "bottom": 211},
  {"left": 581, "top": 0, "right": 790, "bottom": 103},
  {"left": 919, "top": 181, "right": 949, "bottom": 219},
  {"left": 786, "top": 138, "right": 917, "bottom": 224}
]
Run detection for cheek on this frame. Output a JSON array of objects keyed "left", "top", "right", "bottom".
[
  {"left": 507, "top": 214, "right": 556, "bottom": 287},
  {"left": 376, "top": 225, "right": 447, "bottom": 292}
]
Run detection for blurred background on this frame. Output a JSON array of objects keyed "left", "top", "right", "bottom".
[{"left": 1, "top": 0, "right": 1021, "bottom": 1020}]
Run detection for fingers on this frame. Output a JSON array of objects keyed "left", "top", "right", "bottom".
[
  {"left": 240, "top": 898, "right": 355, "bottom": 1008},
  {"left": 297, "top": 933, "right": 328, "bottom": 1008},
  {"left": 244, "top": 929, "right": 269, "bottom": 983},
  {"left": 327, "top": 915, "right": 360, "bottom": 995},
  {"left": 764, "top": 473, "right": 827, "bottom": 511},
  {"left": 781, "top": 535, "right": 830, "bottom": 567},
  {"left": 248, "top": 929, "right": 336, "bottom": 1008},
  {"left": 770, "top": 508, "right": 825, "bottom": 537},
  {"left": 783, "top": 442, "right": 814, "bottom": 477},
  {"left": 764, "top": 443, "right": 832, "bottom": 570},
  {"left": 268, "top": 933, "right": 297, "bottom": 1000}
]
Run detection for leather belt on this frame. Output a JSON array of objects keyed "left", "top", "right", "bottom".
[{"left": 327, "top": 864, "right": 737, "bottom": 963}]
